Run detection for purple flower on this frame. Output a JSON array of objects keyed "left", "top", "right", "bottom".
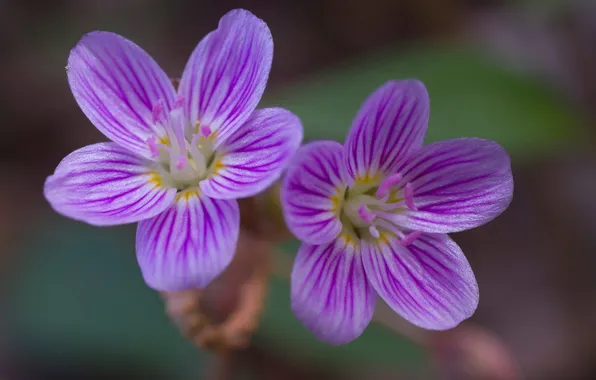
[
  {"left": 281, "top": 80, "right": 513, "bottom": 345},
  {"left": 44, "top": 9, "right": 303, "bottom": 291}
]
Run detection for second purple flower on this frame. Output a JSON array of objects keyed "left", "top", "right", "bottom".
[
  {"left": 44, "top": 9, "right": 303, "bottom": 291},
  {"left": 282, "top": 80, "right": 513, "bottom": 345}
]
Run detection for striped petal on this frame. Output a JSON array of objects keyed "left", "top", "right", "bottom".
[
  {"left": 344, "top": 80, "right": 429, "bottom": 184},
  {"left": 292, "top": 240, "right": 376, "bottom": 345},
  {"left": 361, "top": 233, "right": 478, "bottom": 330},
  {"left": 136, "top": 192, "right": 240, "bottom": 291},
  {"left": 179, "top": 9, "right": 273, "bottom": 146},
  {"left": 44, "top": 142, "right": 176, "bottom": 226},
  {"left": 200, "top": 108, "right": 303, "bottom": 199},
  {"left": 393, "top": 138, "right": 513, "bottom": 233},
  {"left": 67, "top": 31, "right": 176, "bottom": 158},
  {"left": 281, "top": 141, "right": 347, "bottom": 245}
]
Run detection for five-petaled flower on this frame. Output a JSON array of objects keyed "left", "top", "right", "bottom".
[
  {"left": 281, "top": 80, "right": 513, "bottom": 345},
  {"left": 44, "top": 9, "right": 303, "bottom": 291}
]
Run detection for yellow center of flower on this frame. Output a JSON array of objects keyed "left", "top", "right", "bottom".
[
  {"left": 146, "top": 97, "right": 225, "bottom": 190},
  {"left": 337, "top": 172, "right": 421, "bottom": 246}
]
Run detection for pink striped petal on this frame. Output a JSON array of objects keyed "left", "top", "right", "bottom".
[
  {"left": 361, "top": 233, "right": 478, "bottom": 330},
  {"left": 136, "top": 192, "right": 240, "bottom": 291},
  {"left": 199, "top": 108, "right": 303, "bottom": 199},
  {"left": 178, "top": 9, "right": 273, "bottom": 145},
  {"left": 44, "top": 143, "right": 176, "bottom": 226},
  {"left": 67, "top": 32, "right": 176, "bottom": 158},
  {"left": 292, "top": 240, "right": 377, "bottom": 345},
  {"left": 281, "top": 141, "right": 347, "bottom": 245},
  {"left": 393, "top": 138, "right": 513, "bottom": 233},
  {"left": 344, "top": 80, "right": 429, "bottom": 184}
]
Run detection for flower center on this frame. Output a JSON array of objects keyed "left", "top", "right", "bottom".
[
  {"left": 341, "top": 173, "right": 421, "bottom": 245},
  {"left": 146, "top": 97, "right": 217, "bottom": 190}
]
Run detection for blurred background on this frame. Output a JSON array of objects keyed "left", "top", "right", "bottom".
[{"left": 1, "top": 0, "right": 596, "bottom": 378}]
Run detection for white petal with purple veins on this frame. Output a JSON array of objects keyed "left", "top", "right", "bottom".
[
  {"left": 282, "top": 141, "right": 347, "bottom": 245},
  {"left": 344, "top": 80, "right": 429, "bottom": 183},
  {"left": 136, "top": 192, "right": 240, "bottom": 291},
  {"left": 391, "top": 138, "right": 513, "bottom": 233},
  {"left": 291, "top": 240, "right": 377, "bottom": 345},
  {"left": 200, "top": 108, "right": 303, "bottom": 199},
  {"left": 361, "top": 233, "right": 478, "bottom": 330},
  {"left": 67, "top": 32, "right": 176, "bottom": 158},
  {"left": 179, "top": 9, "right": 273, "bottom": 146},
  {"left": 44, "top": 143, "right": 176, "bottom": 226}
]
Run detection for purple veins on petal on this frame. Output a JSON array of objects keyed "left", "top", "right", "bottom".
[
  {"left": 136, "top": 191, "right": 240, "bottom": 291},
  {"left": 67, "top": 31, "right": 176, "bottom": 158},
  {"left": 199, "top": 107, "right": 303, "bottom": 200},
  {"left": 344, "top": 80, "right": 430, "bottom": 183},
  {"left": 361, "top": 233, "right": 478, "bottom": 330},
  {"left": 392, "top": 138, "right": 514, "bottom": 233},
  {"left": 281, "top": 140, "right": 347, "bottom": 245},
  {"left": 48, "top": 9, "right": 318, "bottom": 304},
  {"left": 279, "top": 78, "right": 513, "bottom": 341},
  {"left": 291, "top": 240, "right": 376, "bottom": 345},
  {"left": 178, "top": 9, "right": 274, "bottom": 145},
  {"left": 44, "top": 142, "right": 176, "bottom": 226}
]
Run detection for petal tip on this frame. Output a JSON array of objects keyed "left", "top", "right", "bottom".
[
  {"left": 218, "top": 8, "right": 273, "bottom": 51},
  {"left": 43, "top": 143, "right": 177, "bottom": 227},
  {"left": 291, "top": 303, "right": 367, "bottom": 346},
  {"left": 383, "top": 78, "right": 428, "bottom": 94},
  {"left": 70, "top": 31, "right": 123, "bottom": 57},
  {"left": 199, "top": 107, "right": 303, "bottom": 200},
  {"left": 136, "top": 195, "right": 240, "bottom": 292},
  {"left": 412, "top": 303, "right": 478, "bottom": 331},
  {"left": 222, "top": 8, "right": 271, "bottom": 32},
  {"left": 362, "top": 235, "right": 479, "bottom": 333},
  {"left": 290, "top": 242, "right": 376, "bottom": 346},
  {"left": 280, "top": 140, "right": 346, "bottom": 244}
]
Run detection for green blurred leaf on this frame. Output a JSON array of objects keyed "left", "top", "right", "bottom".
[
  {"left": 8, "top": 218, "right": 202, "bottom": 377},
  {"left": 264, "top": 45, "right": 581, "bottom": 157}
]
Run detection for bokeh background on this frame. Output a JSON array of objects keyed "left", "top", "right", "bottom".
[{"left": 1, "top": 0, "right": 596, "bottom": 378}]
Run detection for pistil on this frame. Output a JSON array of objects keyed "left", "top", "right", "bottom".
[
  {"left": 144, "top": 97, "right": 216, "bottom": 188},
  {"left": 342, "top": 172, "right": 421, "bottom": 245}
]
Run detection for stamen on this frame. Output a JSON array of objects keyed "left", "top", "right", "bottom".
[
  {"left": 376, "top": 173, "right": 403, "bottom": 199},
  {"left": 145, "top": 95, "right": 215, "bottom": 186},
  {"left": 398, "top": 230, "right": 422, "bottom": 246},
  {"left": 375, "top": 219, "right": 405, "bottom": 239},
  {"left": 159, "top": 144, "right": 173, "bottom": 156},
  {"left": 167, "top": 103, "right": 188, "bottom": 154},
  {"left": 191, "top": 133, "right": 202, "bottom": 148},
  {"left": 369, "top": 226, "right": 380, "bottom": 238},
  {"left": 146, "top": 135, "right": 160, "bottom": 158},
  {"left": 376, "top": 202, "right": 406, "bottom": 212},
  {"left": 373, "top": 210, "right": 403, "bottom": 222},
  {"left": 173, "top": 95, "right": 185, "bottom": 109},
  {"left": 404, "top": 182, "right": 417, "bottom": 210},
  {"left": 175, "top": 155, "right": 188, "bottom": 170},
  {"left": 152, "top": 100, "right": 165, "bottom": 124},
  {"left": 190, "top": 134, "right": 207, "bottom": 175},
  {"left": 200, "top": 126, "right": 212, "bottom": 137},
  {"left": 358, "top": 205, "right": 376, "bottom": 223}
]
